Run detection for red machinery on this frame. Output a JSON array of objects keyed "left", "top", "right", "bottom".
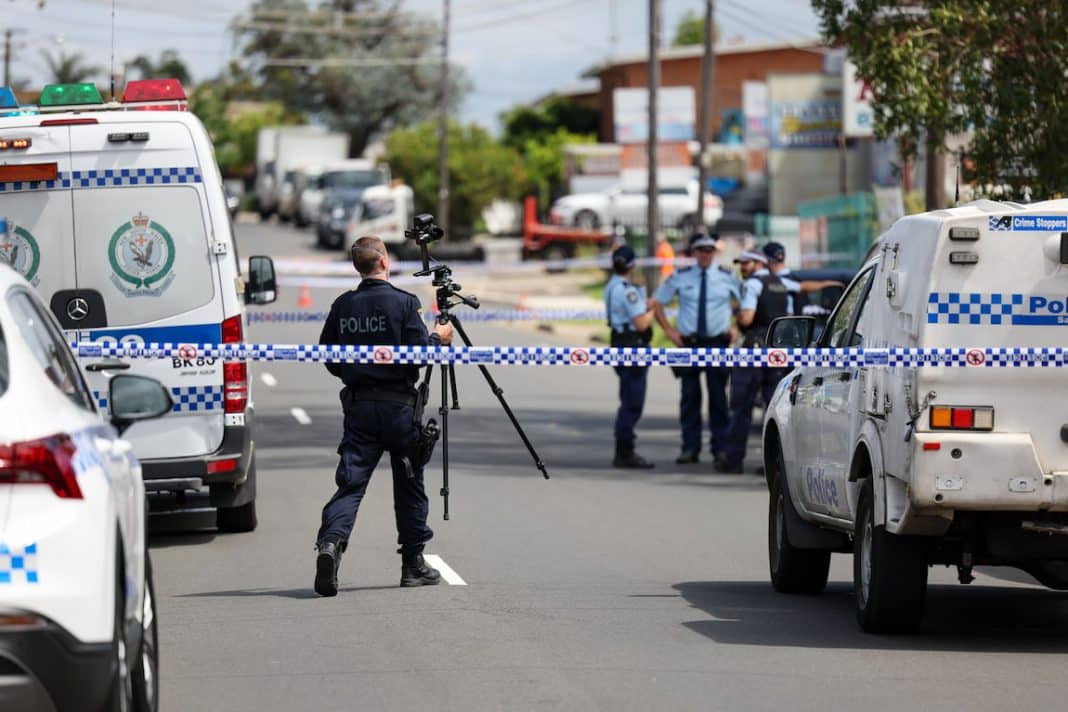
[{"left": 522, "top": 196, "right": 611, "bottom": 260}]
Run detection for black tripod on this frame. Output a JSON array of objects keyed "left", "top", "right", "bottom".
[{"left": 407, "top": 217, "right": 548, "bottom": 520}]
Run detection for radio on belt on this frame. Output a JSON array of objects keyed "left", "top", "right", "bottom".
[{"left": 761, "top": 198, "right": 1068, "bottom": 635}]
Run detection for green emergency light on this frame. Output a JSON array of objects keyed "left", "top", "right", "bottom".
[{"left": 39, "top": 83, "right": 103, "bottom": 107}]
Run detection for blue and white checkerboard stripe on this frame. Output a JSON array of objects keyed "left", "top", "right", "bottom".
[
  {"left": 0, "top": 542, "right": 39, "bottom": 585},
  {"left": 91, "top": 386, "right": 221, "bottom": 412},
  {"left": 928, "top": 292, "right": 1024, "bottom": 325},
  {"left": 69, "top": 342, "right": 1068, "bottom": 368},
  {"left": 0, "top": 166, "right": 202, "bottom": 194}
]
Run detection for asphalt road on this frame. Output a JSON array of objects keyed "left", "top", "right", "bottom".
[{"left": 149, "top": 220, "right": 1068, "bottom": 711}]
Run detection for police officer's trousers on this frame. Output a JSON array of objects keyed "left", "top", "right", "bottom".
[
  {"left": 722, "top": 366, "right": 789, "bottom": 466},
  {"left": 613, "top": 365, "right": 649, "bottom": 449},
  {"left": 317, "top": 400, "right": 434, "bottom": 556},
  {"left": 680, "top": 365, "right": 730, "bottom": 455}
]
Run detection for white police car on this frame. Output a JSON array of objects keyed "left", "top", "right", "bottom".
[
  {"left": 0, "top": 80, "right": 277, "bottom": 532},
  {"left": 0, "top": 262, "right": 172, "bottom": 711},
  {"left": 762, "top": 199, "right": 1068, "bottom": 633}
]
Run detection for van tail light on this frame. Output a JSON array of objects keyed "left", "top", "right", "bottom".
[
  {"left": 0, "top": 435, "right": 83, "bottom": 499},
  {"left": 221, "top": 315, "right": 247, "bottom": 414},
  {"left": 929, "top": 406, "right": 994, "bottom": 431}
]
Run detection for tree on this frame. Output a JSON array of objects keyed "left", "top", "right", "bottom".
[
  {"left": 501, "top": 97, "right": 599, "bottom": 150},
  {"left": 40, "top": 49, "right": 101, "bottom": 84},
  {"left": 385, "top": 121, "right": 526, "bottom": 236},
  {"left": 128, "top": 49, "right": 193, "bottom": 85},
  {"left": 521, "top": 129, "right": 595, "bottom": 210},
  {"left": 235, "top": 0, "right": 469, "bottom": 157},
  {"left": 813, "top": 0, "right": 1068, "bottom": 205},
  {"left": 671, "top": 8, "right": 716, "bottom": 47}
]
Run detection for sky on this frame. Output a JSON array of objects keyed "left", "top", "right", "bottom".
[{"left": 4, "top": 0, "right": 820, "bottom": 129}]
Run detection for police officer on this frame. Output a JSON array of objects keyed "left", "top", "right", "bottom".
[
  {"left": 605, "top": 244, "right": 655, "bottom": 469},
  {"left": 716, "top": 244, "right": 842, "bottom": 473},
  {"left": 313, "top": 235, "right": 454, "bottom": 597},
  {"left": 652, "top": 231, "right": 741, "bottom": 464}
]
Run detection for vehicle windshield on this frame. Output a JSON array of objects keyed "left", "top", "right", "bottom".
[{"left": 322, "top": 169, "right": 387, "bottom": 190}]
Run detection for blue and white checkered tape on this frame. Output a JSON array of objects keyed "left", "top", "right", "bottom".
[
  {"left": 69, "top": 342, "right": 1068, "bottom": 368},
  {"left": 0, "top": 166, "right": 202, "bottom": 194},
  {"left": 246, "top": 308, "right": 681, "bottom": 325},
  {"left": 0, "top": 542, "right": 39, "bottom": 585}
]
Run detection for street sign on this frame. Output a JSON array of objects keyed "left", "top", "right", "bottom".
[{"left": 842, "top": 60, "right": 875, "bottom": 138}]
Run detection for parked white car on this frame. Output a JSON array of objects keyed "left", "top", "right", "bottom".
[
  {"left": 0, "top": 263, "right": 172, "bottom": 711},
  {"left": 550, "top": 181, "right": 723, "bottom": 232}
]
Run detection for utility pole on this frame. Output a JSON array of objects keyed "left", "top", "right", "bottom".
[
  {"left": 695, "top": 0, "right": 714, "bottom": 226},
  {"left": 3, "top": 29, "right": 22, "bottom": 88},
  {"left": 437, "top": 0, "right": 451, "bottom": 235},
  {"left": 645, "top": 0, "right": 660, "bottom": 284}
]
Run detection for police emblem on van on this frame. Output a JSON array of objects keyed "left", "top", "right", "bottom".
[
  {"left": 108, "top": 212, "right": 176, "bottom": 297},
  {"left": 0, "top": 217, "right": 41, "bottom": 286}
]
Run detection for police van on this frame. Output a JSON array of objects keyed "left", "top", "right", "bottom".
[
  {"left": 762, "top": 199, "right": 1068, "bottom": 633},
  {"left": 0, "top": 80, "right": 277, "bottom": 532}
]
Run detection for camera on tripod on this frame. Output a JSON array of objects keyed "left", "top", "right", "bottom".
[{"left": 404, "top": 213, "right": 444, "bottom": 245}]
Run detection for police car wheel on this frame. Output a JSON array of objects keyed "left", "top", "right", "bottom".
[
  {"left": 768, "top": 473, "right": 830, "bottom": 594},
  {"left": 108, "top": 541, "right": 134, "bottom": 712},
  {"left": 853, "top": 477, "right": 929, "bottom": 634},
  {"left": 131, "top": 555, "right": 159, "bottom": 712}
]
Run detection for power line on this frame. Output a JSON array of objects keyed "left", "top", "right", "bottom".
[
  {"left": 262, "top": 57, "right": 442, "bottom": 68},
  {"left": 453, "top": 0, "right": 597, "bottom": 32}
]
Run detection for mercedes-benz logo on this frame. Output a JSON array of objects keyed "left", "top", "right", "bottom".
[{"left": 66, "top": 297, "right": 90, "bottom": 322}]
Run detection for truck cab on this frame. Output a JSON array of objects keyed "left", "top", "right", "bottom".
[{"left": 763, "top": 199, "right": 1068, "bottom": 632}]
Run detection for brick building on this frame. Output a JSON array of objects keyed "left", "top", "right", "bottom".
[{"left": 582, "top": 40, "right": 826, "bottom": 143}]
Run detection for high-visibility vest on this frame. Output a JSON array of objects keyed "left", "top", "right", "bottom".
[{"left": 656, "top": 240, "right": 675, "bottom": 278}]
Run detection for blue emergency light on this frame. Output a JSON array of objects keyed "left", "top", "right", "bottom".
[{"left": 0, "top": 87, "right": 17, "bottom": 109}]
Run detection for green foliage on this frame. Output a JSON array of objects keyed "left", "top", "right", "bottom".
[
  {"left": 521, "top": 129, "right": 595, "bottom": 210},
  {"left": 189, "top": 80, "right": 303, "bottom": 177},
  {"left": 236, "top": 0, "right": 469, "bottom": 157},
  {"left": 672, "top": 8, "right": 704, "bottom": 46},
  {"left": 385, "top": 122, "right": 526, "bottom": 237},
  {"left": 813, "top": 0, "right": 1068, "bottom": 200},
  {"left": 128, "top": 50, "right": 193, "bottom": 85},
  {"left": 501, "top": 97, "right": 599, "bottom": 150}
]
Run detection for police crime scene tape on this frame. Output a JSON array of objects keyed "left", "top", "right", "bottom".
[
  {"left": 246, "top": 309, "right": 639, "bottom": 324},
  {"left": 71, "top": 342, "right": 1068, "bottom": 368}
]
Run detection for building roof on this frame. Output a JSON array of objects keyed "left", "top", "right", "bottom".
[
  {"left": 534, "top": 80, "right": 600, "bottom": 106},
  {"left": 580, "top": 38, "right": 825, "bottom": 78}
]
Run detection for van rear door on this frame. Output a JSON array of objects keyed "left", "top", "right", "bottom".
[
  {"left": 67, "top": 120, "right": 225, "bottom": 461},
  {"left": 921, "top": 211, "right": 1068, "bottom": 474},
  {"left": 0, "top": 123, "right": 75, "bottom": 307}
]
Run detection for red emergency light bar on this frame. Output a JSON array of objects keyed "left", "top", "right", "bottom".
[
  {"left": 0, "top": 162, "right": 58, "bottom": 183},
  {"left": 122, "top": 79, "right": 187, "bottom": 104}
]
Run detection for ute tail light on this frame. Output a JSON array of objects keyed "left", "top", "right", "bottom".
[
  {"left": 222, "top": 315, "right": 247, "bottom": 414},
  {"left": 929, "top": 406, "right": 994, "bottom": 431},
  {"left": 0, "top": 434, "right": 83, "bottom": 499}
]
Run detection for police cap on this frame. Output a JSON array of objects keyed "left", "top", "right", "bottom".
[
  {"left": 688, "top": 231, "right": 719, "bottom": 251},
  {"left": 612, "top": 244, "right": 637, "bottom": 269},
  {"left": 762, "top": 241, "right": 786, "bottom": 263},
  {"left": 733, "top": 249, "right": 768, "bottom": 264}
]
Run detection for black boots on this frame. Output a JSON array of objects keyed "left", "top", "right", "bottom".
[
  {"left": 314, "top": 537, "right": 344, "bottom": 597},
  {"left": 613, "top": 444, "right": 655, "bottom": 469},
  {"left": 400, "top": 551, "right": 442, "bottom": 587}
]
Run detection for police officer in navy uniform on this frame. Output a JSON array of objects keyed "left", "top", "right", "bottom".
[
  {"left": 652, "top": 231, "right": 741, "bottom": 464},
  {"left": 717, "top": 243, "right": 842, "bottom": 473},
  {"left": 605, "top": 244, "right": 655, "bottom": 469},
  {"left": 313, "top": 235, "right": 454, "bottom": 597}
]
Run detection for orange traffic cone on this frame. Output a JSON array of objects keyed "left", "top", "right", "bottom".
[
  {"left": 517, "top": 293, "right": 527, "bottom": 312},
  {"left": 298, "top": 285, "right": 313, "bottom": 309}
]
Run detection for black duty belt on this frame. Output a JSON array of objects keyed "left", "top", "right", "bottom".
[
  {"left": 342, "top": 387, "right": 416, "bottom": 408},
  {"left": 683, "top": 333, "right": 731, "bottom": 347}
]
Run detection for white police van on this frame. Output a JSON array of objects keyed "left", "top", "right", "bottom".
[
  {"left": 0, "top": 80, "right": 277, "bottom": 532},
  {"left": 762, "top": 199, "right": 1068, "bottom": 633}
]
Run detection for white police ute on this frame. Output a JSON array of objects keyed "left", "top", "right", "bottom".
[
  {"left": 0, "top": 262, "right": 172, "bottom": 711},
  {"left": 0, "top": 80, "right": 277, "bottom": 532},
  {"left": 762, "top": 199, "right": 1068, "bottom": 633}
]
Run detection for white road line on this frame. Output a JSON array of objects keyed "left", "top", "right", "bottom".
[
  {"left": 423, "top": 554, "right": 467, "bottom": 586},
  {"left": 290, "top": 407, "right": 312, "bottom": 425},
  {"left": 260, "top": 372, "right": 277, "bottom": 387}
]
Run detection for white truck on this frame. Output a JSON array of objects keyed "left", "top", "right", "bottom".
[
  {"left": 343, "top": 182, "right": 414, "bottom": 255},
  {"left": 763, "top": 199, "right": 1068, "bottom": 633},
  {"left": 254, "top": 126, "right": 349, "bottom": 219}
]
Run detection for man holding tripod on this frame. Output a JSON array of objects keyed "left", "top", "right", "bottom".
[{"left": 313, "top": 235, "right": 454, "bottom": 597}]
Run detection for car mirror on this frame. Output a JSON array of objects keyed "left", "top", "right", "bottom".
[
  {"left": 767, "top": 316, "right": 815, "bottom": 349},
  {"left": 109, "top": 374, "right": 173, "bottom": 435},
  {"left": 246, "top": 255, "right": 277, "bottom": 305}
]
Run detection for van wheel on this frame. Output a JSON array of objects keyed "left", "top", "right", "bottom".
[
  {"left": 217, "top": 499, "right": 257, "bottom": 533},
  {"left": 131, "top": 555, "right": 159, "bottom": 712},
  {"left": 854, "top": 477, "right": 929, "bottom": 633},
  {"left": 768, "top": 471, "right": 830, "bottom": 594}
]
